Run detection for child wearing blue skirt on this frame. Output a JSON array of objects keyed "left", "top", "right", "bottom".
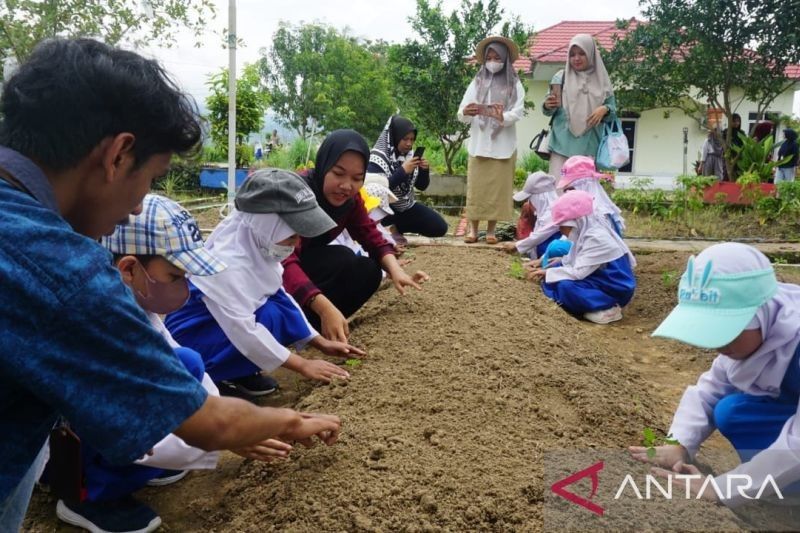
[
  {"left": 630, "top": 242, "right": 800, "bottom": 507},
  {"left": 529, "top": 189, "right": 636, "bottom": 324},
  {"left": 165, "top": 169, "right": 364, "bottom": 397}
]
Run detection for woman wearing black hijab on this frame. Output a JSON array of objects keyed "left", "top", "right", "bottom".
[
  {"left": 282, "top": 129, "right": 429, "bottom": 342},
  {"left": 368, "top": 116, "right": 448, "bottom": 242}
]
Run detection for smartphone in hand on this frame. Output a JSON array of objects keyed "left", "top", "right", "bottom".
[{"left": 412, "top": 146, "right": 425, "bottom": 159}]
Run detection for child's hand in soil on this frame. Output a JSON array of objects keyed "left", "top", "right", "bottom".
[
  {"left": 650, "top": 461, "right": 718, "bottom": 502},
  {"left": 279, "top": 412, "right": 341, "bottom": 447},
  {"left": 398, "top": 257, "right": 414, "bottom": 267},
  {"left": 298, "top": 358, "right": 350, "bottom": 383},
  {"left": 526, "top": 268, "right": 546, "bottom": 282},
  {"left": 312, "top": 336, "right": 366, "bottom": 359},
  {"left": 411, "top": 270, "right": 430, "bottom": 284},
  {"left": 233, "top": 438, "right": 293, "bottom": 462},
  {"left": 390, "top": 269, "right": 428, "bottom": 295},
  {"left": 628, "top": 444, "right": 689, "bottom": 469},
  {"left": 500, "top": 242, "right": 518, "bottom": 254}
]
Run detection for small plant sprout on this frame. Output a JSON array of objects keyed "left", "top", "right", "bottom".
[
  {"left": 642, "top": 427, "right": 681, "bottom": 459},
  {"left": 660, "top": 270, "right": 679, "bottom": 288},
  {"left": 508, "top": 257, "right": 526, "bottom": 280},
  {"left": 344, "top": 358, "right": 362, "bottom": 368}
]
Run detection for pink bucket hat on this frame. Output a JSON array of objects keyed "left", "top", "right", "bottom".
[
  {"left": 549, "top": 190, "right": 594, "bottom": 227},
  {"left": 557, "top": 155, "right": 605, "bottom": 189}
]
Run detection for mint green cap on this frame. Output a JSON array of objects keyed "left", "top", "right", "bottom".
[{"left": 652, "top": 257, "right": 777, "bottom": 349}]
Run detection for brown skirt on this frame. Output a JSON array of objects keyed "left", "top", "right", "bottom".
[{"left": 465, "top": 153, "right": 515, "bottom": 221}]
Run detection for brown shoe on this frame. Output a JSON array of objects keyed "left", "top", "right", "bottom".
[
  {"left": 485, "top": 235, "right": 498, "bottom": 245},
  {"left": 463, "top": 234, "right": 478, "bottom": 244}
]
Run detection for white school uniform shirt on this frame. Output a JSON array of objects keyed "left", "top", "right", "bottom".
[
  {"left": 545, "top": 213, "right": 635, "bottom": 283},
  {"left": 457, "top": 79, "right": 526, "bottom": 159},
  {"left": 134, "top": 312, "right": 220, "bottom": 471},
  {"left": 568, "top": 177, "right": 626, "bottom": 232},
  {"left": 668, "top": 277, "right": 800, "bottom": 507},
  {"left": 191, "top": 211, "right": 317, "bottom": 372},
  {"left": 515, "top": 191, "right": 559, "bottom": 258}
]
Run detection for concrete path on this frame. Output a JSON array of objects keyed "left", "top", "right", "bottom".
[{"left": 405, "top": 235, "right": 800, "bottom": 256}]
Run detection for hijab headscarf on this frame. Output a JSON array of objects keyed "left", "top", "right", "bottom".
[
  {"left": 369, "top": 116, "right": 419, "bottom": 199},
  {"left": 516, "top": 189, "right": 560, "bottom": 257},
  {"left": 568, "top": 176, "right": 626, "bottom": 232},
  {"left": 549, "top": 212, "right": 635, "bottom": 282},
  {"left": 700, "top": 244, "right": 800, "bottom": 396},
  {"left": 562, "top": 34, "right": 614, "bottom": 137},
  {"left": 778, "top": 128, "right": 798, "bottom": 160},
  {"left": 305, "top": 129, "right": 370, "bottom": 221},
  {"left": 191, "top": 211, "right": 294, "bottom": 315},
  {"left": 474, "top": 41, "right": 519, "bottom": 139}
]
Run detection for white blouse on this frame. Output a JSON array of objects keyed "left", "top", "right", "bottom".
[{"left": 457, "top": 79, "right": 526, "bottom": 159}]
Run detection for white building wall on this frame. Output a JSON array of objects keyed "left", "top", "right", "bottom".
[{"left": 514, "top": 73, "right": 798, "bottom": 179}]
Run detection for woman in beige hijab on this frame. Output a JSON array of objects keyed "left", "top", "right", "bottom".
[
  {"left": 458, "top": 36, "right": 526, "bottom": 244},
  {"left": 542, "top": 34, "right": 617, "bottom": 178}
]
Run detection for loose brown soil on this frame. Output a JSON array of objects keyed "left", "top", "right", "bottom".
[{"left": 24, "top": 248, "right": 800, "bottom": 532}]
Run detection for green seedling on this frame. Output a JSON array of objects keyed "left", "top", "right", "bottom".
[
  {"left": 642, "top": 427, "right": 681, "bottom": 459},
  {"left": 344, "top": 358, "right": 362, "bottom": 368},
  {"left": 508, "top": 257, "right": 526, "bottom": 280},
  {"left": 661, "top": 269, "right": 679, "bottom": 288}
]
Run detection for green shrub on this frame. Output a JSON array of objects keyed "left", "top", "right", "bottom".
[
  {"left": 732, "top": 134, "right": 790, "bottom": 182},
  {"left": 155, "top": 157, "right": 203, "bottom": 195},
  {"left": 518, "top": 151, "right": 548, "bottom": 174},
  {"left": 263, "top": 138, "right": 317, "bottom": 172}
]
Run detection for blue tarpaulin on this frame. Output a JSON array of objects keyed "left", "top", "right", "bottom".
[{"left": 199, "top": 167, "right": 250, "bottom": 189}]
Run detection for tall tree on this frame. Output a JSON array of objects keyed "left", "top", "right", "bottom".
[
  {"left": 387, "top": 0, "right": 527, "bottom": 174},
  {"left": 205, "top": 63, "right": 269, "bottom": 166},
  {"left": 606, "top": 0, "right": 800, "bottom": 176},
  {"left": 258, "top": 23, "right": 395, "bottom": 141},
  {"left": 0, "top": 0, "right": 215, "bottom": 68}
]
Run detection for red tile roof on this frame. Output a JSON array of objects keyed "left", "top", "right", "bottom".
[
  {"left": 528, "top": 20, "right": 639, "bottom": 63},
  {"left": 512, "top": 56, "right": 532, "bottom": 74},
  {"left": 528, "top": 19, "right": 800, "bottom": 79}
]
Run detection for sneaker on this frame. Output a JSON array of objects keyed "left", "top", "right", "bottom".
[
  {"left": 584, "top": 305, "right": 623, "bottom": 324},
  {"left": 57, "top": 497, "right": 161, "bottom": 533},
  {"left": 146, "top": 469, "right": 187, "bottom": 487},
  {"left": 218, "top": 373, "right": 279, "bottom": 397}
]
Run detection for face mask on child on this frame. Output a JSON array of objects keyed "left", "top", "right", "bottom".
[
  {"left": 132, "top": 261, "right": 190, "bottom": 314},
  {"left": 260, "top": 243, "right": 295, "bottom": 262},
  {"left": 485, "top": 61, "right": 504, "bottom": 74}
]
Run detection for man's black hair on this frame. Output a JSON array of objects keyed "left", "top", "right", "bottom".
[{"left": 0, "top": 38, "right": 202, "bottom": 171}]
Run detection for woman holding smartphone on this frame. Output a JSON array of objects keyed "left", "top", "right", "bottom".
[
  {"left": 457, "top": 36, "right": 526, "bottom": 244},
  {"left": 368, "top": 115, "right": 448, "bottom": 243},
  {"left": 543, "top": 34, "right": 617, "bottom": 178}
]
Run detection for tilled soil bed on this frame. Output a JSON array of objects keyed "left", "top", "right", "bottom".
[{"left": 25, "top": 247, "right": 800, "bottom": 532}]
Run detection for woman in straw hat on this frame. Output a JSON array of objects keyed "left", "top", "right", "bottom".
[
  {"left": 457, "top": 35, "right": 525, "bottom": 244},
  {"left": 543, "top": 34, "right": 618, "bottom": 179}
]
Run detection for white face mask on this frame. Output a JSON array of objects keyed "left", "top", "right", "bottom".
[
  {"left": 485, "top": 60, "right": 504, "bottom": 74},
  {"left": 260, "top": 243, "right": 295, "bottom": 262}
]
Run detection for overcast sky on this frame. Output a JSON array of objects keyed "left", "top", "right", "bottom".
[
  {"left": 143, "top": 0, "right": 642, "bottom": 103},
  {"left": 142, "top": 0, "right": 798, "bottom": 118}
]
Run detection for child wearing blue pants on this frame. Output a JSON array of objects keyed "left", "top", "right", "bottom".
[
  {"left": 528, "top": 190, "right": 636, "bottom": 324},
  {"left": 56, "top": 194, "right": 295, "bottom": 533},
  {"left": 630, "top": 242, "right": 800, "bottom": 507},
  {"left": 165, "top": 169, "right": 363, "bottom": 398}
]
